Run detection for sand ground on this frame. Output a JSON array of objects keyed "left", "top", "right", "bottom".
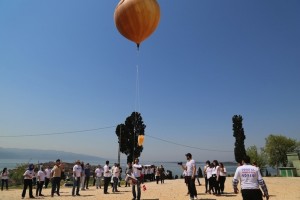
[{"left": 0, "top": 177, "right": 299, "bottom": 200}]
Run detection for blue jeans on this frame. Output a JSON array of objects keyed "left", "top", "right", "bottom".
[
  {"left": 132, "top": 177, "right": 141, "bottom": 200},
  {"left": 72, "top": 177, "right": 80, "bottom": 195}
]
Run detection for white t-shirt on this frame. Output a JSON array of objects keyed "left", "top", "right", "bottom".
[
  {"left": 132, "top": 164, "right": 142, "bottom": 178},
  {"left": 73, "top": 164, "right": 82, "bottom": 178},
  {"left": 45, "top": 168, "right": 51, "bottom": 178},
  {"left": 95, "top": 168, "right": 104, "bottom": 177},
  {"left": 113, "top": 167, "right": 120, "bottom": 178},
  {"left": 233, "top": 164, "right": 263, "bottom": 189},
  {"left": 206, "top": 167, "right": 213, "bottom": 179},
  {"left": 37, "top": 170, "right": 46, "bottom": 181},
  {"left": 23, "top": 170, "right": 35, "bottom": 180},
  {"left": 1, "top": 171, "right": 9, "bottom": 179},
  {"left": 220, "top": 167, "right": 227, "bottom": 176},
  {"left": 103, "top": 165, "right": 110, "bottom": 177},
  {"left": 185, "top": 159, "right": 196, "bottom": 176}
]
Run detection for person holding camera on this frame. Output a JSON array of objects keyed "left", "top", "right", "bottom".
[{"left": 180, "top": 153, "right": 198, "bottom": 200}]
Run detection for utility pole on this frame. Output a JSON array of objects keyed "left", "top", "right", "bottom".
[{"left": 118, "top": 126, "right": 121, "bottom": 164}]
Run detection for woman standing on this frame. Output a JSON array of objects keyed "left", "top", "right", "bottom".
[
  {"left": 212, "top": 160, "right": 221, "bottom": 195},
  {"left": 219, "top": 163, "right": 227, "bottom": 194},
  {"left": 21, "top": 164, "right": 35, "bottom": 199},
  {"left": 206, "top": 163, "right": 214, "bottom": 194},
  {"left": 1, "top": 168, "right": 9, "bottom": 191},
  {"left": 203, "top": 160, "right": 210, "bottom": 193}
]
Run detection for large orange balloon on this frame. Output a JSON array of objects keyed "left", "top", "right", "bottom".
[
  {"left": 138, "top": 134, "right": 144, "bottom": 146},
  {"left": 114, "top": 0, "right": 160, "bottom": 48}
]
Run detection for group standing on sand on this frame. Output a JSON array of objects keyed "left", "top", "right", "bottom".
[
  {"left": 180, "top": 154, "right": 269, "bottom": 200},
  {"left": 2, "top": 153, "right": 269, "bottom": 200}
]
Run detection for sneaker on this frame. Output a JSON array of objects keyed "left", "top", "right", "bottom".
[{"left": 194, "top": 196, "right": 198, "bottom": 200}]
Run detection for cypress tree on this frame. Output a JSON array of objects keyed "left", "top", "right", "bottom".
[{"left": 232, "top": 115, "right": 247, "bottom": 164}]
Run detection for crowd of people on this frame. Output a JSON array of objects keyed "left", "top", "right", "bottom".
[
  {"left": 1, "top": 154, "right": 269, "bottom": 200},
  {"left": 0, "top": 158, "right": 169, "bottom": 200},
  {"left": 180, "top": 153, "right": 269, "bottom": 200}
]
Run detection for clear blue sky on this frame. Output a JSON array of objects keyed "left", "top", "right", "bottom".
[{"left": 0, "top": 0, "right": 299, "bottom": 162}]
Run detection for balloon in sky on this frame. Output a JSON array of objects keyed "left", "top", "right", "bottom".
[
  {"left": 114, "top": 0, "right": 160, "bottom": 49},
  {"left": 138, "top": 134, "right": 144, "bottom": 146}
]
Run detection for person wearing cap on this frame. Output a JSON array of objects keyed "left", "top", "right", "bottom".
[
  {"left": 72, "top": 160, "right": 82, "bottom": 196},
  {"left": 51, "top": 159, "right": 64, "bottom": 197},
  {"left": 233, "top": 155, "right": 269, "bottom": 200},
  {"left": 21, "top": 164, "right": 35, "bottom": 199},
  {"left": 181, "top": 153, "right": 198, "bottom": 200}
]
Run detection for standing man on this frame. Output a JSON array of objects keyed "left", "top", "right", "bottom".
[
  {"left": 132, "top": 158, "right": 142, "bottom": 200},
  {"left": 72, "top": 160, "right": 82, "bottom": 196},
  {"left": 103, "top": 160, "right": 110, "bottom": 194},
  {"left": 95, "top": 165, "right": 103, "bottom": 189},
  {"left": 21, "top": 164, "right": 35, "bottom": 199},
  {"left": 51, "top": 159, "right": 63, "bottom": 197},
  {"left": 181, "top": 153, "right": 198, "bottom": 200},
  {"left": 44, "top": 166, "right": 51, "bottom": 188},
  {"left": 84, "top": 163, "right": 91, "bottom": 189},
  {"left": 36, "top": 167, "right": 46, "bottom": 197},
  {"left": 233, "top": 155, "right": 269, "bottom": 200},
  {"left": 125, "top": 162, "right": 132, "bottom": 187}
]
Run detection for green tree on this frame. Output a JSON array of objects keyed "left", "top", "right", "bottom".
[
  {"left": 246, "top": 145, "right": 268, "bottom": 174},
  {"left": 232, "top": 115, "right": 247, "bottom": 164},
  {"left": 264, "top": 134, "right": 299, "bottom": 174},
  {"left": 9, "top": 163, "right": 27, "bottom": 186},
  {"left": 116, "top": 112, "right": 146, "bottom": 163}
]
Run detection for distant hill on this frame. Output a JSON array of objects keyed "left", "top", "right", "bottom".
[{"left": 0, "top": 147, "right": 105, "bottom": 162}]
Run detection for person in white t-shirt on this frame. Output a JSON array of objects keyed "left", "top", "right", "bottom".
[
  {"left": 219, "top": 162, "right": 227, "bottom": 194},
  {"left": 132, "top": 158, "right": 142, "bottom": 200},
  {"left": 112, "top": 163, "right": 120, "bottom": 192},
  {"left": 181, "top": 153, "right": 198, "bottom": 200},
  {"left": 36, "top": 167, "right": 46, "bottom": 197},
  {"left": 95, "top": 165, "right": 104, "bottom": 189},
  {"left": 1, "top": 168, "right": 9, "bottom": 191},
  {"left": 72, "top": 160, "right": 82, "bottom": 196},
  {"left": 103, "top": 160, "right": 110, "bottom": 194},
  {"left": 21, "top": 164, "right": 35, "bottom": 199},
  {"left": 44, "top": 166, "right": 51, "bottom": 188},
  {"left": 233, "top": 155, "right": 269, "bottom": 200}
]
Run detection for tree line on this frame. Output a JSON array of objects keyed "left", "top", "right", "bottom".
[{"left": 232, "top": 115, "right": 300, "bottom": 175}]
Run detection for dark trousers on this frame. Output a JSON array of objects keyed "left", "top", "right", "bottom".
[
  {"left": 208, "top": 177, "right": 214, "bottom": 193},
  {"left": 36, "top": 181, "right": 44, "bottom": 196},
  {"left": 1, "top": 179, "right": 8, "bottom": 190},
  {"left": 241, "top": 189, "right": 263, "bottom": 200},
  {"left": 219, "top": 176, "right": 226, "bottom": 192},
  {"left": 186, "top": 176, "right": 197, "bottom": 198},
  {"left": 103, "top": 177, "right": 110, "bottom": 193},
  {"left": 132, "top": 177, "right": 141, "bottom": 200},
  {"left": 72, "top": 177, "right": 80, "bottom": 195},
  {"left": 84, "top": 176, "right": 90, "bottom": 189},
  {"left": 211, "top": 176, "right": 220, "bottom": 194},
  {"left": 44, "top": 177, "right": 50, "bottom": 188},
  {"left": 156, "top": 176, "right": 160, "bottom": 184},
  {"left": 204, "top": 176, "right": 209, "bottom": 192},
  {"left": 22, "top": 179, "right": 34, "bottom": 198},
  {"left": 113, "top": 177, "right": 119, "bottom": 192},
  {"left": 51, "top": 177, "right": 61, "bottom": 195},
  {"left": 196, "top": 176, "right": 201, "bottom": 185}
]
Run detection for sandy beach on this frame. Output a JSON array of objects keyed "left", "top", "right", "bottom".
[{"left": 0, "top": 177, "right": 299, "bottom": 200}]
